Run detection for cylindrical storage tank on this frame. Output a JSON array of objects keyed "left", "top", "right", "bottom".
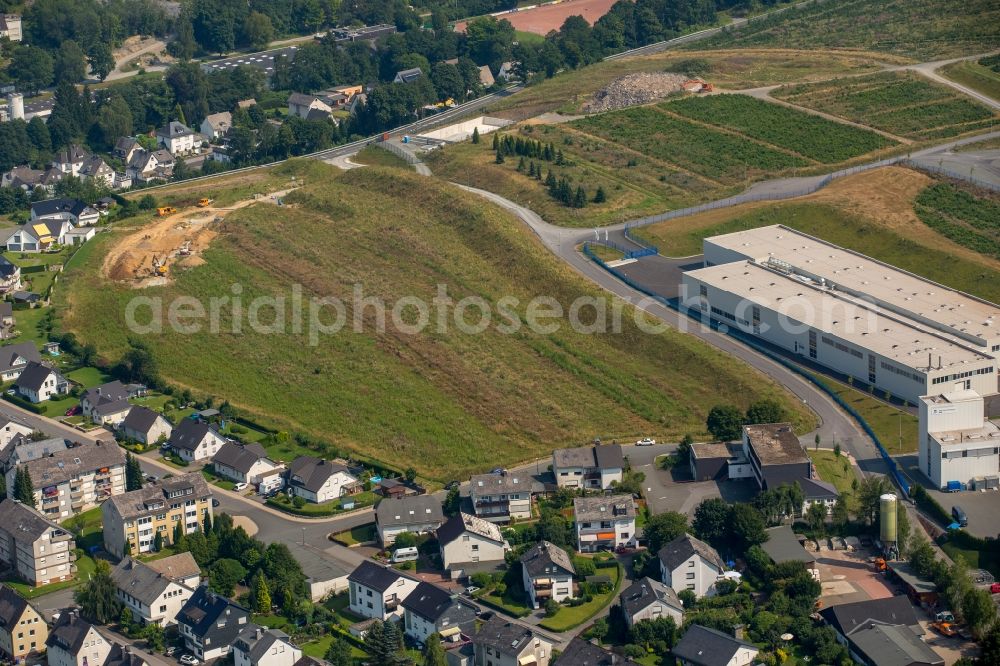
[
  {"left": 7, "top": 93, "right": 23, "bottom": 120},
  {"left": 880, "top": 493, "right": 897, "bottom": 543}
]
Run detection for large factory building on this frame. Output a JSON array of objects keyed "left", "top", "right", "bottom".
[
  {"left": 918, "top": 389, "right": 1000, "bottom": 491},
  {"left": 682, "top": 226, "right": 999, "bottom": 405}
]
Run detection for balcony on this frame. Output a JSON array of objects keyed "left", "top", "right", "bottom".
[
  {"left": 385, "top": 597, "right": 399, "bottom": 612},
  {"left": 51, "top": 530, "right": 73, "bottom": 543},
  {"left": 70, "top": 564, "right": 78, "bottom": 574}
]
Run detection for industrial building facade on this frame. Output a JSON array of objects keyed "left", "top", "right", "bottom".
[
  {"left": 918, "top": 389, "right": 1000, "bottom": 490},
  {"left": 683, "top": 226, "right": 999, "bottom": 404}
]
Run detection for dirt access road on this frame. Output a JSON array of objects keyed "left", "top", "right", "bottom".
[{"left": 101, "top": 188, "right": 297, "bottom": 287}]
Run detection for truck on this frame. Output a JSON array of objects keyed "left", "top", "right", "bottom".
[
  {"left": 197, "top": 198, "right": 213, "bottom": 207},
  {"left": 952, "top": 505, "right": 968, "bottom": 527},
  {"left": 946, "top": 480, "right": 963, "bottom": 492},
  {"left": 156, "top": 206, "right": 177, "bottom": 217}
]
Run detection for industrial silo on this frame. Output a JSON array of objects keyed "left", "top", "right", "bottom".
[{"left": 880, "top": 493, "right": 898, "bottom": 559}]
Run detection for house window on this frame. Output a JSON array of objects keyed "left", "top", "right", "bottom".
[{"left": 686, "top": 573, "right": 695, "bottom": 580}]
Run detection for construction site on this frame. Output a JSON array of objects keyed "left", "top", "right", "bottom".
[{"left": 101, "top": 188, "right": 298, "bottom": 288}]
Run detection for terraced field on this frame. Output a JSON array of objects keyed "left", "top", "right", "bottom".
[
  {"left": 692, "top": 0, "right": 1000, "bottom": 60},
  {"left": 772, "top": 71, "right": 998, "bottom": 141},
  {"left": 913, "top": 182, "right": 1000, "bottom": 260}
]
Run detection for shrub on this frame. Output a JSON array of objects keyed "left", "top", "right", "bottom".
[
  {"left": 293, "top": 496, "right": 306, "bottom": 509},
  {"left": 544, "top": 598, "right": 560, "bottom": 617}
]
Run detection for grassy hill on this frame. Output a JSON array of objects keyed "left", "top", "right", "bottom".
[
  {"left": 693, "top": 0, "right": 1000, "bottom": 60},
  {"left": 56, "top": 163, "right": 815, "bottom": 480}
]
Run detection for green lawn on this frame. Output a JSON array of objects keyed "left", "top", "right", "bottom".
[
  {"left": 44, "top": 395, "right": 81, "bottom": 419},
  {"left": 940, "top": 59, "right": 1000, "bottom": 104},
  {"left": 478, "top": 588, "right": 532, "bottom": 618},
  {"left": 588, "top": 244, "right": 625, "bottom": 262},
  {"left": 201, "top": 466, "right": 237, "bottom": 491},
  {"left": 1, "top": 552, "right": 95, "bottom": 599},
  {"left": 539, "top": 563, "right": 623, "bottom": 632},
  {"left": 5, "top": 307, "right": 52, "bottom": 346},
  {"left": 352, "top": 145, "right": 411, "bottom": 169},
  {"left": 942, "top": 542, "right": 1000, "bottom": 578},
  {"left": 807, "top": 373, "right": 917, "bottom": 455},
  {"left": 66, "top": 367, "right": 113, "bottom": 388},
  {"left": 56, "top": 164, "right": 816, "bottom": 481},
  {"left": 130, "top": 392, "right": 175, "bottom": 414},
  {"left": 266, "top": 491, "right": 378, "bottom": 516},
  {"left": 808, "top": 449, "right": 859, "bottom": 494},
  {"left": 331, "top": 523, "right": 376, "bottom": 546}
]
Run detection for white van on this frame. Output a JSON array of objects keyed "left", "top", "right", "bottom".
[{"left": 391, "top": 546, "right": 419, "bottom": 563}]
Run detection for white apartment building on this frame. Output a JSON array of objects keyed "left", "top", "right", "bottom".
[
  {"left": 0, "top": 499, "right": 76, "bottom": 586},
  {"left": 551, "top": 444, "right": 624, "bottom": 489},
  {"left": 111, "top": 558, "right": 195, "bottom": 627},
  {"left": 436, "top": 512, "right": 510, "bottom": 575},
  {"left": 347, "top": 561, "right": 419, "bottom": 621},
  {"left": 918, "top": 389, "right": 1000, "bottom": 490},
  {"left": 469, "top": 472, "right": 531, "bottom": 522},
  {"left": 233, "top": 626, "right": 301, "bottom": 666},
  {"left": 8, "top": 441, "right": 126, "bottom": 519},
  {"left": 46, "top": 612, "right": 110, "bottom": 666},
  {"left": 521, "top": 541, "right": 575, "bottom": 609},
  {"left": 574, "top": 494, "right": 636, "bottom": 553},
  {"left": 659, "top": 534, "right": 725, "bottom": 599}
]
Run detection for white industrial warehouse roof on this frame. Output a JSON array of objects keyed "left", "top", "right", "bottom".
[
  {"left": 705, "top": 225, "right": 1000, "bottom": 346},
  {"left": 686, "top": 260, "right": 993, "bottom": 371}
]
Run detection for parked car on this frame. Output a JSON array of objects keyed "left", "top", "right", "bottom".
[
  {"left": 233, "top": 482, "right": 248, "bottom": 492},
  {"left": 179, "top": 655, "right": 200, "bottom": 666},
  {"left": 212, "top": 498, "right": 220, "bottom": 507},
  {"left": 464, "top": 585, "right": 480, "bottom": 596},
  {"left": 931, "top": 622, "right": 958, "bottom": 638},
  {"left": 65, "top": 405, "right": 81, "bottom": 416},
  {"left": 164, "top": 647, "right": 176, "bottom": 657},
  {"left": 935, "top": 611, "right": 955, "bottom": 623},
  {"left": 991, "top": 583, "right": 1000, "bottom": 594},
  {"left": 636, "top": 438, "right": 655, "bottom": 446},
  {"left": 489, "top": 468, "right": 506, "bottom": 475},
  {"left": 444, "top": 481, "right": 460, "bottom": 491},
  {"left": 144, "top": 474, "right": 157, "bottom": 483}
]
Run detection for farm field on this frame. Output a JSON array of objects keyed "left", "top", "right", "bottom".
[
  {"left": 55, "top": 163, "right": 815, "bottom": 481},
  {"left": 772, "top": 71, "right": 998, "bottom": 141},
  {"left": 636, "top": 167, "right": 1000, "bottom": 305},
  {"left": 488, "top": 49, "right": 897, "bottom": 118},
  {"left": 912, "top": 181, "right": 1000, "bottom": 260},
  {"left": 663, "top": 94, "right": 892, "bottom": 163},
  {"left": 692, "top": 0, "right": 1000, "bottom": 60},
  {"left": 456, "top": 0, "right": 618, "bottom": 35},
  {"left": 940, "top": 56, "right": 1000, "bottom": 105}
]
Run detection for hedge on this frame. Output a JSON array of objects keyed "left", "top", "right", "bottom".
[
  {"left": 2, "top": 393, "right": 47, "bottom": 414},
  {"left": 911, "top": 484, "right": 951, "bottom": 526}
]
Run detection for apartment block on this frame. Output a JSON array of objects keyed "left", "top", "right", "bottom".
[{"left": 0, "top": 499, "right": 76, "bottom": 587}]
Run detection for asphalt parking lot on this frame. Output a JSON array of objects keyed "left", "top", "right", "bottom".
[
  {"left": 608, "top": 254, "right": 702, "bottom": 302},
  {"left": 898, "top": 455, "right": 1000, "bottom": 538},
  {"left": 200, "top": 46, "right": 299, "bottom": 75},
  {"left": 632, "top": 451, "right": 757, "bottom": 517}
]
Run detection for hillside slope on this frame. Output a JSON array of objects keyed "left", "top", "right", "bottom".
[{"left": 57, "top": 164, "right": 814, "bottom": 479}]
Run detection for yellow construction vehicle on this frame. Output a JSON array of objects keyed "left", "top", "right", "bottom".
[
  {"left": 197, "top": 198, "right": 212, "bottom": 208},
  {"left": 156, "top": 206, "right": 177, "bottom": 217}
]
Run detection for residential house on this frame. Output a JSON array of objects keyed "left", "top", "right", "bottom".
[
  {"left": 101, "top": 473, "right": 213, "bottom": 557},
  {"left": 818, "top": 596, "right": 922, "bottom": 646},
  {"left": 46, "top": 611, "right": 111, "bottom": 666},
  {"left": 761, "top": 526, "right": 819, "bottom": 580},
  {"left": 469, "top": 471, "right": 531, "bottom": 522},
  {"left": 127, "top": 149, "right": 175, "bottom": 183},
  {"left": 672, "top": 625, "right": 759, "bottom": 666},
  {"left": 212, "top": 442, "right": 282, "bottom": 486},
  {"left": 51, "top": 146, "right": 89, "bottom": 177},
  {"left": 286, "top": 457, "right": 359, "bottom": 503},
  {"left": 471, "top": 616, "right": 552, "bottom": 666},
  {"left": 64, "top": 227, "right": 96, "bottom": 246},
  {"left": 0, "top": 436, "right": 68, "bottom": 476},
  {"left": 375, "top": 495, "right": 444, "bottom": 546},
  {"left": 0, "top": 342, "right": 40, "bottom": 381},
  {"left": 79, "top": 156, "right": 115, "bottom": 188},
  {"left": 0, "top": 257, "right": 21, "bottom": 294},
  {"left": 496, "top": 61, "right": 516, "bottom": 81},
  {"left": 377, "top": 477, "right": 414, "bottom": 498},
  {"left": 0, "top": 15, "right": 22, "bottom": 42},
  {"left": 104, "top": 643, "right": 148, "bottom": 666},
  {"left": 658, "top": 533, "right": 725, "bottom": 599},
  {"left": 557, "top": 638, "right": 640, "bottom": 665},
  {"left": 120, "top": 406, "right": 173, "bottom": 445},
  {"left": 81, "top": 380, "right": 132, "bottom": 425},
  {"left": 144, "top": 552, "right": 202, "bottom": 589},
  {"left": 574, "top": 494, "right": 636, "bottom": 553},
  {"left": 12, "top": 440, "right": 126, "bottom": 519},
  {"left": 394, "top": 68, "right": 423, "bottom": 84},
  {"left": 237, "top": 99, "right": 257, "bottom": 109},
  {"left": 168, "top": 419, "right": 227, "bottom": 462},
  {"left": 295, "top": 548, "right": 350, "bottom": 602},
  {"left": 114, "top": 138, "right": 142, "bottom": 162},
  {"left": 176, "top": 586, "right": 251, "bottom": 661},
  {"left": 1, "top": 166, "right": 62, "bottom": 193},
  {"left": 111, "top": 558, "right": 196, "bottom": 627},
  {"left": 0, "top": 418, "right": 32, "bottom": 447},
  {"left": 845, "top": 622, "right": 943, "bottom": 666},
  {"left": 11, "top": 291, "right": 40, "bottom": 305},
  {"left": 287, "top": 93, "right": 332, "bottom": 120},
  {"left": 478, "top": 65, "right": 495, "bottom": 87},
  {"left": 14, "top": 361, "right": 68, "bottom": 403},
  {"left": 402, "top": 581, "right": 476, "bottom": 645},
  {"left": 742, "top": 423, "right": 812, "bottom": 490},
  {"left": 200, "top": 112, "right": 232, "bottom": 140},
  {"left": 437, "top": 512, "right": 510, "bottom": 575},
  {"left": 3, "top": 220, "right": 71, "bottom": 252},
  {"left": 619, "top": 577, "right": 684, "bottom": 629},
  {"left": 30, "top": 198, "right": 99, "bottom": 226},
  {"left": 0, "top": 584, "right": 47, "bottom": 661},
  {"left": 521, "top": 541, "right": 575, "bottom": 609},
  {"left": 156, "top": 121, "right": 198, "bottom": 155},
  {"left": 689, "top": 442, "right": 747, "bottom": 481},
  {"left": 0, "top": 499, "right": 76, "bottom": 587},
  {"left": 552, "top": 443, "right": 624, "bottom": 489},
  {"left": 347, "top": 560, "right": 419, "bottom": 621},
  {"left": 799, "top": 476, "right": 840, "bottom": 515},
  {"left": 234, "top": 626, "right": 301, "bottom": 666}
]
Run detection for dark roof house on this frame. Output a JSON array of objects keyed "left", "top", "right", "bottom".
[
  {"left": 558, "top": 638, "right": 639, "bottom": 665},
  {"left": 658, "top": 533, "right": 725, "bottom": 572},
  {"left": 347, "top": 560, "right": 413, "bottom": 593},
  {"left": 176, "top": 586, "right": 251, "bottom": 650},
  {"left": 672, "top": 625, "right": 759, "bottom": 666},
  {"left": 819, "top": 596, "right": 921, "bottom": 638},
  {"left": 520, "top": 541, "right": 575, "bottom": 578},
  {"left": 400, "top": 581, "right": 476, "bottom": 635}
]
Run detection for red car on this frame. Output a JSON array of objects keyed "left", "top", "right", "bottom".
[
  {"left": 990, "top": 583, "right": 1000, "bottom": 594},
  {"left": 65, "top": 405, "right": 81, "bottom": 416}
]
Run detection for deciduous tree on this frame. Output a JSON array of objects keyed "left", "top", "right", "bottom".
[{"left": 75, "top": 560, "right": 122, "bottom": 623}]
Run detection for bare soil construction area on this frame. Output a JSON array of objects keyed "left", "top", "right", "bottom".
[
  {"left": 456, "top": 0, "right": 618, "bottom": 35},
  {"left": 101, "top": 189, "right": 298, "bottom": 288}
]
